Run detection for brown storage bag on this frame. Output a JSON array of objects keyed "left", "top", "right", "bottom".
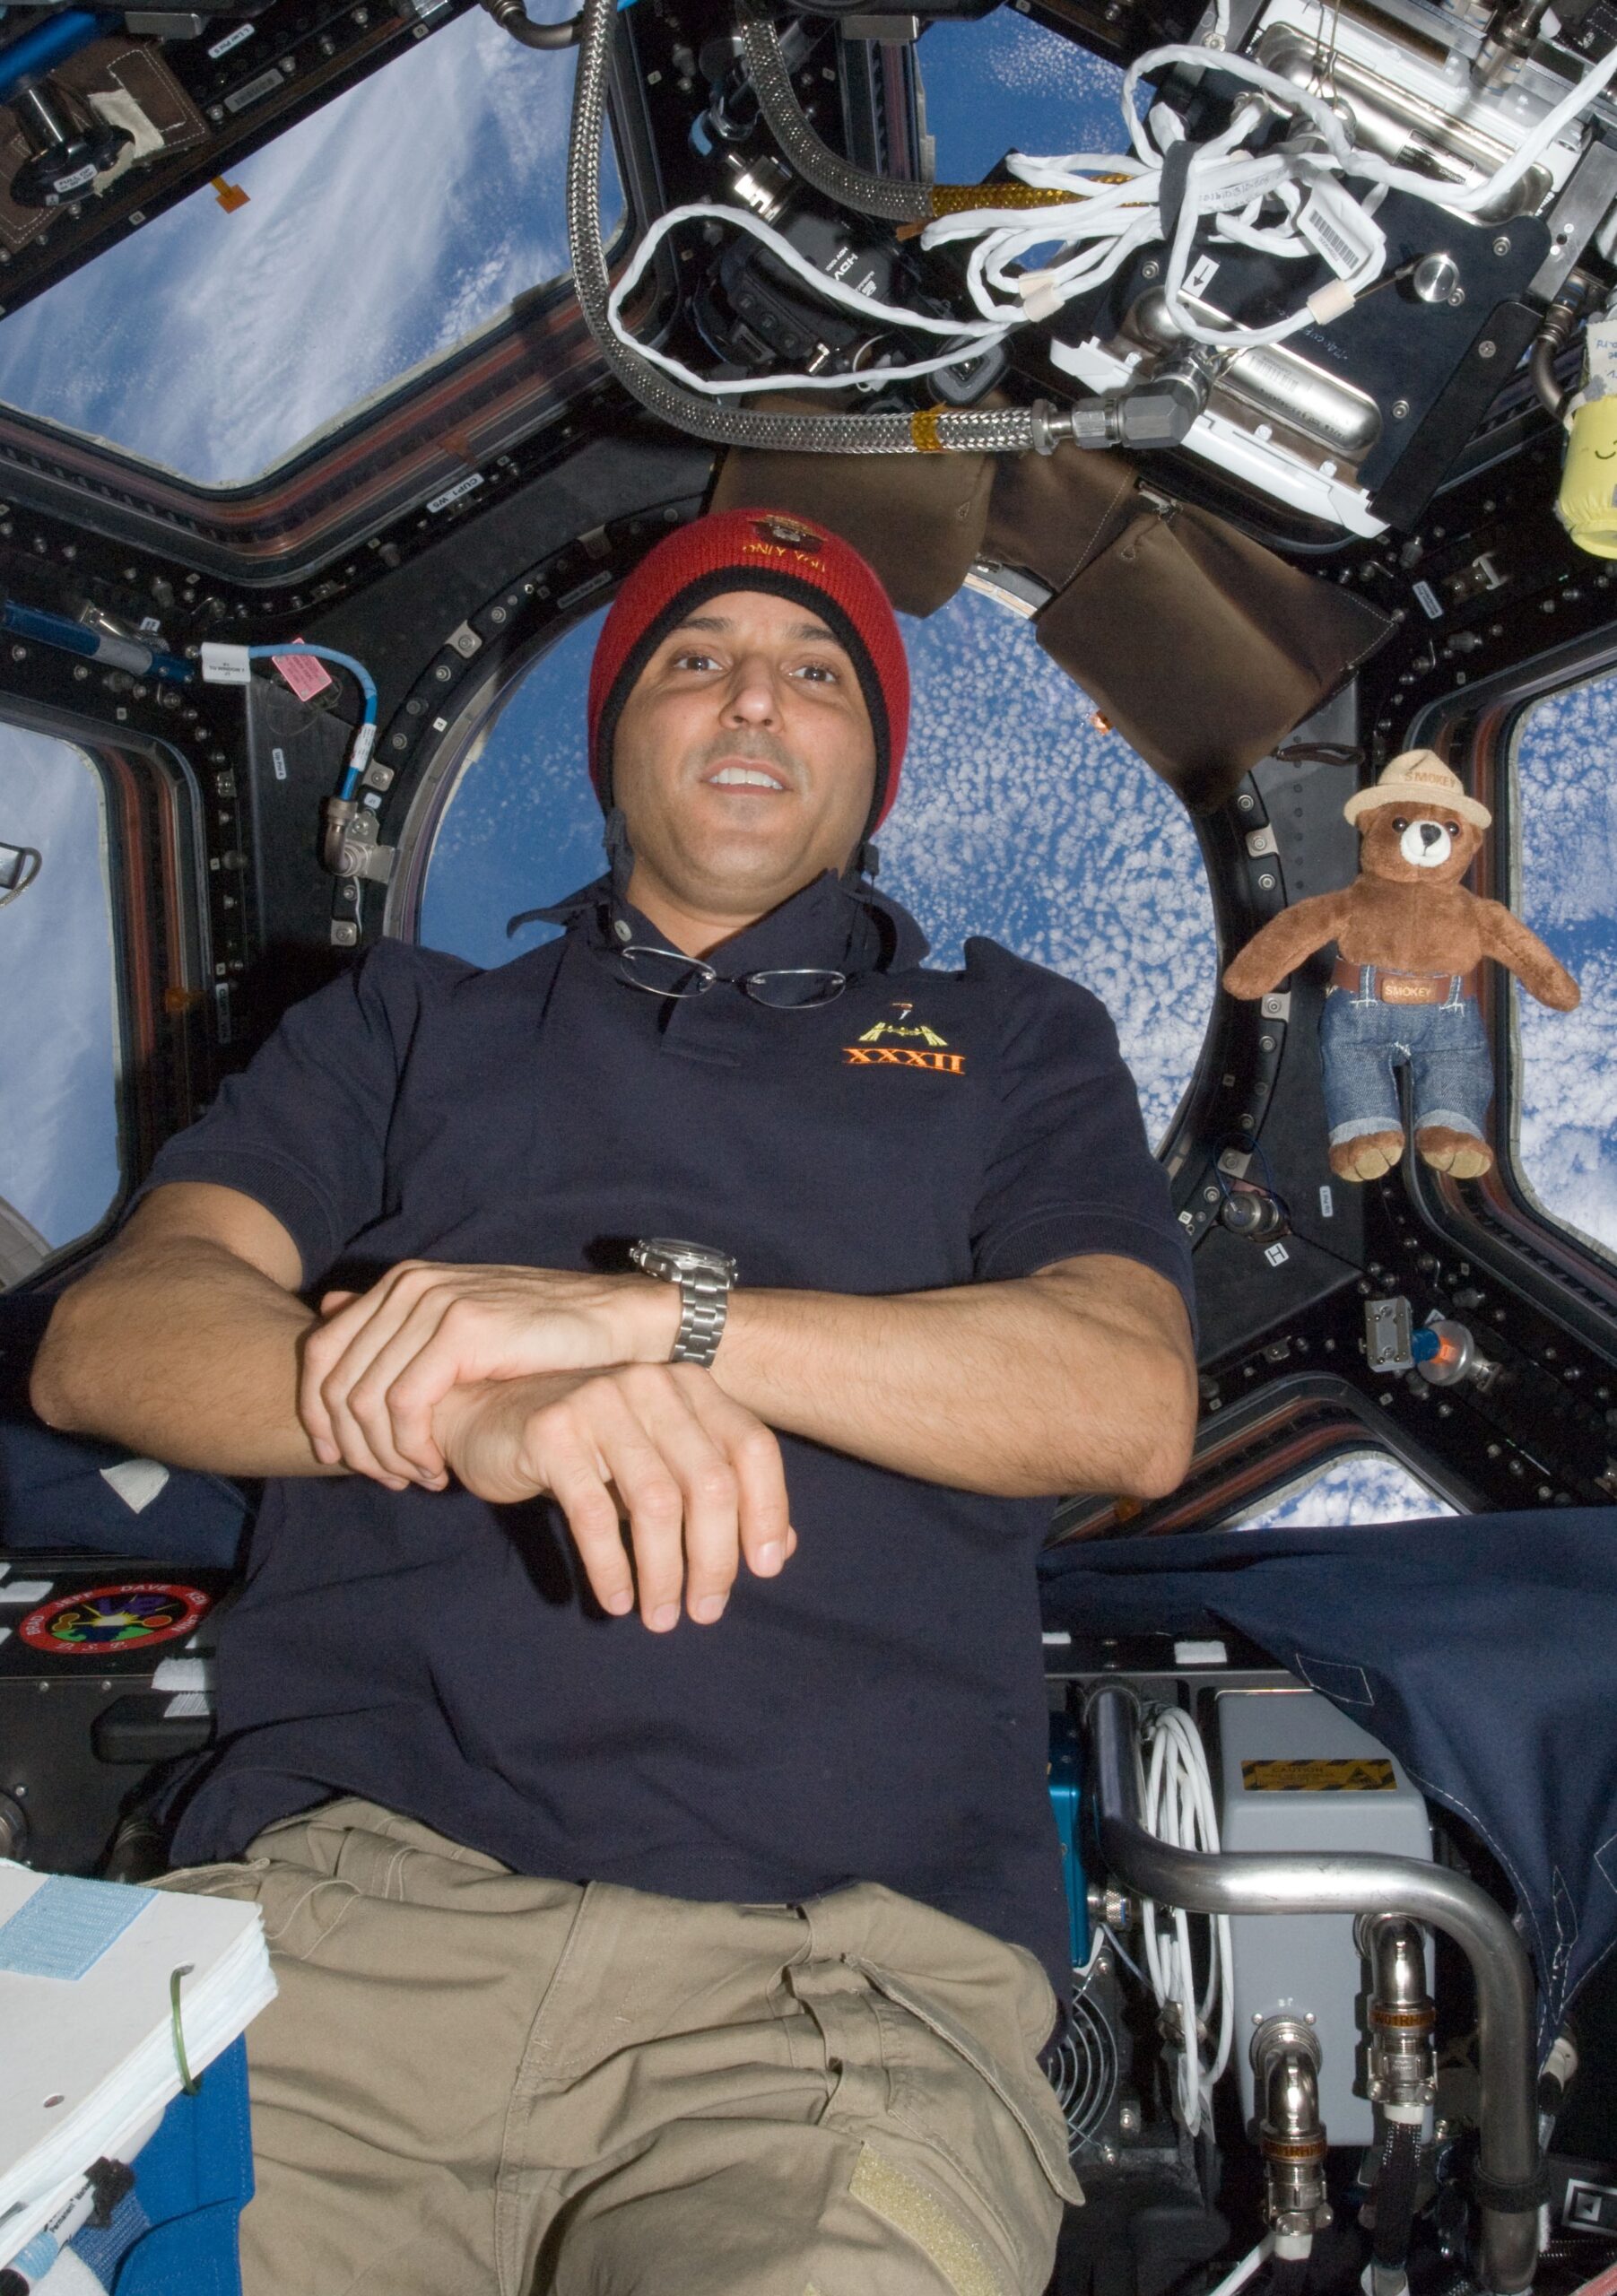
[{"left": 987, "top": 447, "right": 1392, "bottom": 812}]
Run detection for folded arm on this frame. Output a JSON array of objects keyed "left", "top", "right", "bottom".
[
  {"left": 30, "top": 1182, "right": 338, "bottom": 1480},
  {"left": 709, "top": 1256, "right": 1196, "bottom": 1499},
  {"left": 297, "top": 1243, "right": 1197, "bottom": 1502},
  {"left": 29, "top": 1183, "right": 794, "bottom": 1631}
]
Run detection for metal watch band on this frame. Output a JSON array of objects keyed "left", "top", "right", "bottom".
[{"left": 671, "top": 1268, "right": 730, "bottom": 1366}]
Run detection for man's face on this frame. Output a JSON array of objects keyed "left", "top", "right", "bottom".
[{"left": 610, "top": 588, "right": 879, "bottom": 924}]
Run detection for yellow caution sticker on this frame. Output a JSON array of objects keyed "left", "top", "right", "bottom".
[{"left": 1241, "top": 1757, "right": 1395, "bottom": 1793}]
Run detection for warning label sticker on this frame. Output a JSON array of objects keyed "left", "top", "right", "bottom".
[{"left": 1242, "top": 1757, "right": 1395, "bottom": 1793}]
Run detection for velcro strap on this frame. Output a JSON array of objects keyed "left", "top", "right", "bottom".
[
  {"left": 1472, "top": 2165, "right": 1551, "bottom": 2214},
  {"left": 1157, "top": 142, "right": 1195, "bottom": 247}
]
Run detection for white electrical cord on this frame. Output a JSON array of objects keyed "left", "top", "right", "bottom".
[
  {"left": 920, "top": 25, "right": 1617, "bottom": 352},
  {"left": 1204, "top": 2235, "right": 1277, "bottom": 2296},
  {"left": 603, "top": 10, "right": 1617, "bottom": 402},
  {"left": 1137, "top": 1703, "right": 1236, "bottom": 2135},
  {"left": 605, "top": 200, "right": 1009, "bottom": 394}
]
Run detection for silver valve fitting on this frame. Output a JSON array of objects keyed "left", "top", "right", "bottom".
[
  {"left": 1357, "top": 1915, "right": 1438, "bottom": 2115},
  {"left": 320, "top": 795, "right": 395, "bottom": 886},
  {"left": 1253, "top": 2016, "right": 1333, "bottom": 2241}
]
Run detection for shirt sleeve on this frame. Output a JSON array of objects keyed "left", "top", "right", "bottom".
[
  {"left": 131, "top": 940, "right": 456, "bottom": 1290},
  {"left": 967, "top": 938, "right": 1196, "bottom": 1337}
]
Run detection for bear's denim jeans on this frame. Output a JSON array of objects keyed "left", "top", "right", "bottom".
[{"left": 1319, "top": 968, "right": 1491, "bottom": 1147}]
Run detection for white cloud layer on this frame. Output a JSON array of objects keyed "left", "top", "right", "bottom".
[
  {"left": 919, "top": 10, "right": 1136, "bottom": 185},
  {"left": 884, "top": 590, "right": 1215, "bottom": 1147},
  {"left": 1234, "top": 1451, "right": 1455, "bottom": 1529}
]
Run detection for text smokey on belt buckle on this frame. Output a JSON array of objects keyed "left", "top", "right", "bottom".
[{"left": 1377, "top": 970, "right": 1450, "bottom": 1004}]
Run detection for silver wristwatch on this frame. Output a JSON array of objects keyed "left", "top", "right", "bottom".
[{"left": 630, "top": 1238, "right": 738, "bottom": 1367}]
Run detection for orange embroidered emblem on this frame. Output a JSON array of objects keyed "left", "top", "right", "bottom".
[{"left": 843, "top": 1003, "right": 965, "bottom": 1073}]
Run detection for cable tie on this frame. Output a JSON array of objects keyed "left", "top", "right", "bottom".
[
  {"left": 1156, "top": 141, "right": 1195, "bottom": 246},
  {"left": 1307, "top": 279, "right": 1357, "bottom": 325},
  {"left": 1020, "top": 276, "right": 1067, "bottom": 324}
]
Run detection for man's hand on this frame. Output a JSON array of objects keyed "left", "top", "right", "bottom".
[
  {"left": 299, "top": 1263, "right": 682, "bottom": 1488},
  {"left": 432, "top": 1361, "right": 794, "bottom": 1630}
]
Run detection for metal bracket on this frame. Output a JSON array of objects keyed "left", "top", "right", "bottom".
[
  {"left": 1529, "top": 137, "right": 1617, "bottom": 301},
  {"left": 1365, "top": 1294, "right": 1416, "bottom": 1372}
]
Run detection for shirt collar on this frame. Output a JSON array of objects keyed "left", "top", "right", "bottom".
[{"left": 509, "top": 814, "right": 929, "bottom": 981}]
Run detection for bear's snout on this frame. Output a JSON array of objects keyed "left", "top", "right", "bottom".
[{"left": 1397, "top": 816, "right": 1456, "bottom": 869}]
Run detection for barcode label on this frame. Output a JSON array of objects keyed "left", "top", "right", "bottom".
[
  {"left": 1295, "top": 182, "right": 1383, "bottom": 282},
  {"left": 1413, "top": 579, "right": 1444, "bottom": 620}
]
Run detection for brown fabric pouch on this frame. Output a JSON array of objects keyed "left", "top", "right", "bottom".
[
  {"left": 711, "top": 431, "right": 994, "bottom": 617},
  {"left": 987, "top": 445, "right": 1392, "bottom": 812},
  {"left": 0, "top": 40, "right": 206, "bottom": 258},
  {"left": 982, "top": 440, "right": 1140, "bottom": 595}
]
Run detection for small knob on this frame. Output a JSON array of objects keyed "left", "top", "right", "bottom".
[{"left": 1413, "top": 254, "right": 1461, "bottom": 306}]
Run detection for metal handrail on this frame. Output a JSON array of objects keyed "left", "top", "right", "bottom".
[{"left": 1087, "top": 1685, "right": 1540, "bottom": 2295}]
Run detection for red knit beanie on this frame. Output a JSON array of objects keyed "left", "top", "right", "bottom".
[{"left": 587, "top": 509, "right": 909, "bottom": 834}]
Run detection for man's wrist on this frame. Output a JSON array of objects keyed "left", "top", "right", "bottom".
[
  {"left": 431, "top": 1375, "right": 494, "bottom": 1458},
  {"left": 629, "top": 1274, "right": 684, "bottom": 1362}
]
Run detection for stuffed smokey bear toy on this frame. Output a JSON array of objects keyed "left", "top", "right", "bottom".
[{"left": 1222, "top": 750, "right": 1579, "bottom": 1184}]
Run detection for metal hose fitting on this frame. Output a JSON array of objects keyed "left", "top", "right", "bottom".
[
  {"left": 738, "top": 0, "right": 931, "bottom": 222},
  {"left": 1359, "top": 1914, "right": 1438, "bottom": 2114},
  {"left": 1254, "top": 2017, "right": 1333, "bottom": 2240},
  {"left": 482, "top": 0, "right": 583, "bottom": 48}
]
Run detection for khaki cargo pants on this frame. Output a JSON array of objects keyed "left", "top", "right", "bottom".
[{"left": 161, "top": 1798, "right": 1081, "bottom": 2296}]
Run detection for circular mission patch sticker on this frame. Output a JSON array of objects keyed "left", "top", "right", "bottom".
[{"left": 18, "top": 1581, "right": 210, "bottom": 1657}]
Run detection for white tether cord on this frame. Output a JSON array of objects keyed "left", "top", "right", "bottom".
[
  {"left": 1204, "top": 2236, "right": 1277, "bottom": 2296},
  {"left": 1138, "top": 1703, "right": 1235, "bottom": 2135}
]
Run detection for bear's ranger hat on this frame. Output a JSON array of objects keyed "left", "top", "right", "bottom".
[{"left": 1343, "top": 748, "right": 1491, "bottom": 831}]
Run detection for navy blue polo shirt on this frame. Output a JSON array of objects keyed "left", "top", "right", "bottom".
[{"left": 144, "top": 865, "right": 1193, "bottom": 1997}]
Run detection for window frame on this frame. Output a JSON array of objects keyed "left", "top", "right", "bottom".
[
  {"left": 0, "top": 701, "right": 214, "bottom": 1287},
  {"left": 1409, "top": 634, "right": 1617, "bottom": 1344},
  {"left": 0, "top": 22, "right": 651, "bottom": 585},
  {"left": 386, "top": 599, "right": 613, "bottom": 949}
]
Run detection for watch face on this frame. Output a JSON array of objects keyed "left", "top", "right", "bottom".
[{"left": 638, "top": 1239, "right": 736, "bottom": 1281}]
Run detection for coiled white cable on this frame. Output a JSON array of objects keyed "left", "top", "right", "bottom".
[
  {"left": 605, "top": 200, "right": 1009, "bottom": 395},
  {"left": 923, "top": 23, "right": 1617, "bottom": 350},
  {"left": 1138, "top": 1703, "right": 1235, "bottom": 2135}
]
